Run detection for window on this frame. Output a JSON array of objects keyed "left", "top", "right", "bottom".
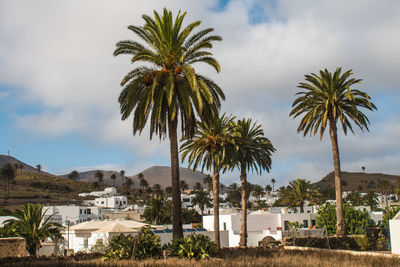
[
  {"left": 223, "top": 222, "right": 227, "bottom": 231},
  {"left": 311, "top": 220, "right": 316, "bottom": 226},
  {"left": 80, "top": 209, "right": 82, "bottom": 214},
  {"left": 284, "top": 220, "right": 289, "bottom": 231},
  {"left": 123, "top": 201, "right": 126, "bottom": 204},
  {"left": 84, "top": 209, "right": 87, "bottom": 214},
  {"left": 87, "top": 209, "right": 91, "bottom": 215},
  {"left": 303, "top": 220, "right": 308, "bottom": 228},
  {"left": 116, "top": 201, "right": 119, "bottom": 204},
  {"left": 84, "top": 238, "right": 88, "bottom": 249},
  {"left": 101, "top": 201, "right": 104, "bottom": 204}
]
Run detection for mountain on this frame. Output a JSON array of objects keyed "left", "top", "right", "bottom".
[
  {"left": 0, "top": 154, "right": 51, "bottom": 175},
  {"left": 313, "top": 171, "right": 400, "bottom": 193},
  {"left": 60, "top": 170, "right": 124, "bottom": 187}
]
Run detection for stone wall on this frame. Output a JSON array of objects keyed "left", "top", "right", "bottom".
[{"left": 0, "top": 237, "right": 26, "bottom": 258}]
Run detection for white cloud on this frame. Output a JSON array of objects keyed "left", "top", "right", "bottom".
[{"left": 1, "top": 0, "right": 400, "bottom": 186}]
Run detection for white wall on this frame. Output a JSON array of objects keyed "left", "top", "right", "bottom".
[{"left": 390, "top": 218, "right": 400, "bottom": 255}]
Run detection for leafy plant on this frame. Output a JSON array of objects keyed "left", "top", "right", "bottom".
[
  {"left": 166, "top": 234, "right": 217, "bottom": 260},
  {"left": 354, "top": 236, "right": 371, "bottom": 251},
  {"left": 382, "top": 206, "right": 400, "bottom": 230},
  {"left": 103, "top": 226, "right": 162, "bottom": 260}
]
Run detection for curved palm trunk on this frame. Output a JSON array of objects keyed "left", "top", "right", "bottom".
[
  {"left": 212, "top": 169, "right": 220, "bottom": 248},
  {"left": 329, "top": 119, "right": 346, "bottom": 236},
  {"left": 239, "top": 164, "right": 247, "bottom": 246},
  {"left": 168, "top": 118, "right": 183, "bottom": 239}
]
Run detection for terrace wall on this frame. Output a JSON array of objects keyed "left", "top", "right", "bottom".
[{"left": 0, "top": 237, "right": 26, "bottom": 258}]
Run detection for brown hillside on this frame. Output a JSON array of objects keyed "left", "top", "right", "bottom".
[{"left": 313, "top": 171, "right": 400, "bottom": 193}]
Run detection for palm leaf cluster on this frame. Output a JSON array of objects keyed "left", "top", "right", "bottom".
[
  {"left": 290, "top": 67, "right": 377, "bottom": 139},
  {"left": 279, "top": 179, "right": 321, "bottom": 213},
  {"left": 114, "top": 8, "right": 224, "bottom": 139},
  {"left": 5, "top": 203, "right": 62, "bottom": 256}
]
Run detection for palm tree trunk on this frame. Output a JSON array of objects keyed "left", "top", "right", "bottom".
[
  {"left": 212, "top": 169, "right": 220, "bottom": 249},
  {"left": 239, "top": 163, "right": 247, "bottom": 246},
  {"left": 329, "top": 119, "right": 346, "bottom": 236},
  {"left": 168, "top": 117, "right": 183, "bottom": 239},
  {"left": 300, "top": 204, "right": 304, "bottom": 213}
]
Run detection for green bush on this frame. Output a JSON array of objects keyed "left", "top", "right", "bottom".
[
  {"left": 316, "top": 203, "right": 375, "bottom": 235},
  {"left": 382, "top": 206, "right": 400, "bottom": 230},
  {"left": 354, "top": 236, "right": 371, "bottom": 251},
  {"left": 103, "top": 226, "right": 162, "bottom": 260},
  {"left": 165, "top": 234, "right": 217, "bottom": 260}
]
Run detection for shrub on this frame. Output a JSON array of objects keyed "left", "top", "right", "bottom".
[
  {"left": 354, "top": 236, "right": 370, "bottom": 251},
  {"left": 103, "top": 226, "right": 162, "bottom": 260},
  {"left": 316, "top": 203, "right": 375, "bottom": 235},
  {"left": 382, "top": 206, "right": 400, "bottom": 230},
  {"left": 165, "top": 234, "right": 217, "bottom": 260}
]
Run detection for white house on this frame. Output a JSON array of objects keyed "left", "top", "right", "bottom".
[
  {"left": 92, "top": 196, "right": 128, "bottom": 209},
  {"left": 390, "top": 210, "right": 400, "bottom": 255},
  {"left": 43, "top": 205, "right": 104, "bottom": 226},
  {"left": 78, "top": 187, "right": 117, "bottom": 197},
  {"left": 203, "top": 208, "right": 318, "bottom": 247}
]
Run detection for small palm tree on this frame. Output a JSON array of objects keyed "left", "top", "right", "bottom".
[
  {"left": 281, "top": 179, "right": 321, "bottom": 213},
  {"left": 181, "top": 113, "right": 234, "bottom": 248},
  {"left": 68, "top": 170, "right": 79, "bottom": 181},
  {"left": 252, "top": 184, "right": 265, "bottom": 206},
  {"left": 152, "top": 184, "right": 162, "bottom": 196},
  {"left": 345, "top": 190, "right": 363, "bottom": 206},
  {"left": 203, "top": 175, "right": 213, "bottom": 193},
  {"left": 363, "top": 190, "right": 378, "bottom": 210},
  {"left": 192, "top": 182, "right": 203, "bottom": 192},
  {"left": 192, "top": 190, "right": 212, "bottom": 215},
  {"left": 36, "top": 164, "right": 42, "bottom": 174},
  {"left": 95, "top": 171, "right": 104, "bottom": 184},
  {"left": 180, "top": 180, "right": 189, "bottom": 194},
  {"left": 227, "top": 183, "right": 241, "bottom": 207},
  {"left": 5, "top": 203, "right": 62, "bottom": 256},
  {"left": 110, "top": 173, "right": 117, "bottom": 186},
  {"left": 120, "top": 170, "right": 125, "bottom": 187},
  {"left": 229, "top": 118, "right": 275, "bottom": 246},
  {"left": 114, "top": 8, "right": 224, "bottom": 239},
  {"left": 143, "top": 196, "right": 171, "bottom": 225},
  {"left": 0, "top": 163, "right": 15, "bottom": 201},
  {"left": 290, "top": 67, "right": 376, "bottom": 236}
]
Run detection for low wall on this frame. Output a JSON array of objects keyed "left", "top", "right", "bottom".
[{"left": 0, "top": 237, "right": 26, "bottom": 258}]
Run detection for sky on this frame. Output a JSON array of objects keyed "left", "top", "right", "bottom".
[{"left": 0, "top": 0, "right": 400, "bottom": 188}]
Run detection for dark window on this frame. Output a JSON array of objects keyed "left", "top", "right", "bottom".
[
  {"left": 80, "top": 209, "right": 82, "bottom": 214},
  {"left": 303, "top": 220, "right": 308, "bottom": 228},
  {"left": 311, "top": 220, "right": 316, "bottom": 226},
  {"left": 223, "top": 222, "right": 227, "bottom": 231},
  {"left": 87, "top": 209, "right": 91, "bottom": 215},
  {"left": 284, "top": 220, "right": 289, "bottom": 231}
]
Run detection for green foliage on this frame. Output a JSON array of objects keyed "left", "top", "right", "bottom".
[
  {"left": 104, "top": 226, "right": 162, "bottom": 260},
  {"left": 278, "top": 179, "right": 321, "bottom": 212},
  {"left": 30, "top": 181, "right": 72, "bottom": 192},
  {"left": 166, "top": 234, "right": 217, "bottom": 260},
  {"left": 354, "top": 236, "right": 371, "bottom": 251},
  {"left": 143, "top": 196, "right": 171, "bottom": 225},
  {"left": 317, "top": 203, "right": 375, "bottom": 235},
  {"left": 4, "top": 203, "right": 63, "bottom": 256},
  {"left": 182, "top": 208, "right": 201, "bottom": 224},
  {"left": 382, "top": 206, "right": 400, "bottom": 230}
]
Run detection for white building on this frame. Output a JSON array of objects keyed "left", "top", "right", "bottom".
[
  {"left": 78, "top": 187, "right": 117, "bottom": 197},
  {"left": 390, "top": 210, "right": 400, "bottom": 255},
  {"left": 203, "top": 207, "right": 318, "bottom": 247},
  {"left": 91, "top": 196, "right": 128, "bottom": 209},
  {"left": 43, "top": 205, "right": 104, "bottom": 226}
]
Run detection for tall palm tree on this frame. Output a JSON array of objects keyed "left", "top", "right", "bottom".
[
  {"left": 265, "top": 184, "right": 272, "bottom": 195},
  {"left": 110, "top": 173, "right": 117, "bottom": 186},
  {"left": 192, "top": 190, "right": 212, "bottom": 215},
  {"left": 114, "top": 8, "right": 223, "bottom": 238},
  {"left": 180, "top": 113, "right": 234, "bottom": 248},
  {"left": 229, "top": 118, "right": 275, "bottom": 246},
  {"left": 95, "top": 171, "right": 104, "bottom": 184},
  {"left": 271, "top": 178, "right": 276, "bottom": 192},
  {"left": 281, "top": 179, "right": 321, "bottom": 213},
  {"left": 289, "top": 67, "right": 376, "bottom": 236},
  {"left": 5, "top": 203, "right": 62, "bottom": 256}
]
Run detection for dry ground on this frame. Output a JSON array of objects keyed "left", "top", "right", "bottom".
[{"left": 2, "top": 248, "right": 399, "bottom": 267}]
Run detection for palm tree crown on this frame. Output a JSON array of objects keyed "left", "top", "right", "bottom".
[
  {"left": 280, "top": 179, "right": 321, "bottom": 213},
  {"left": 114, "top": 8, "right": 224, "bottom": 139},
  {"left": 290, "top": 68, "right": 376, "bottom": 138}
]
